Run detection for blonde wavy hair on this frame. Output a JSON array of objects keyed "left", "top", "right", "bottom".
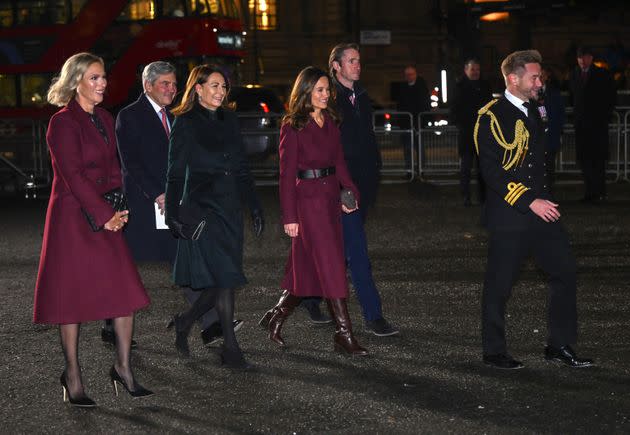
[{"left": 47, "top": 52, "right": 104, "bottom": 107}]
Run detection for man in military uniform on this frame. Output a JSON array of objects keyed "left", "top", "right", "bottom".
[{"left": 474, "top": 50, "right": 593, "bottom": 369}]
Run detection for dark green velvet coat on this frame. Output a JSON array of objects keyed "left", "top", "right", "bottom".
[{"left": 165, "top": 104, "right": 260, "bottom": 290}]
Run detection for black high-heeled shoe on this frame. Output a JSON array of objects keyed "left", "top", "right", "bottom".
[
  {"left": 166, "top": 314, "right": 191, "bottom": 357},
  {"left": 109, "top": 366, "right": 154, "bottom": 398},
  {"left": 60, "top": 372, "right": 96, "bottom": 408}
]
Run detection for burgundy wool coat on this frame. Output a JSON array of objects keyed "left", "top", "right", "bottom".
[
  {"left": 279, "top": 114, "right": 359, "bottom": 298},
  {"left": 33, "top": 99, "right": 150, "bottom": 324}
]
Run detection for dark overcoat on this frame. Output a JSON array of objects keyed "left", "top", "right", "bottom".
[
  {"left": 334, "top": 81, "right": 381, "bottom": 213},
  {"left": 569, "top": 65, "right": 616, "bottom": 160},
  {"left": 165, "top": 104, "right": 260, "bottom": 290},
  {"left": 116, "top": 94, "right": 177, "bottom": 262},
  {"left": 451, "top": 76, "right": 493, "bottom": 156},
  {"left": 279, "top": 115, "right": 359, "bottom": 298},
  {"left": 33, "top": 99, "right": 149, "bottom": 324}
]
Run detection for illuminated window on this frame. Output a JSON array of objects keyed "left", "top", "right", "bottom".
[
  {"left": 119, "top": 0, "right": 155, "bottom": 21},
  {"left": 0, "top": 3, "right": 13, "bottom": 27},
  {"left": 249, "top": 0, "right": 276, "bottom": 30},
  {"left": 21, "top": 74, "right": 51, "bottom": 107},
  {"left": 0, "top": 74, "right": 17, "bottom": 107}
]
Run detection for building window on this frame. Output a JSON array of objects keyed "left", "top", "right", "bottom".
[
  {"left": 0, "top": 74, "right": 17, "bottom": 107},
  {"left": 21, "top": 73, "right": 51, "bottom": 106},
  {"left": 118, "top": 0, "right": 155, "bottom": 21},
  {"left": 248, "top": 0, "right": 276, "bottom": 30}
]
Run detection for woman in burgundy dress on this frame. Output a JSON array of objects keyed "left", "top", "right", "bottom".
[
  {"left": 33, "top": 53, "right": 152, "bottom": 407},
  {"left": 259, "top": 66, "right": 367, "bottom": 355}
]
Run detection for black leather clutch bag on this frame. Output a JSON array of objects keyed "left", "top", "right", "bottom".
[
  {"left": 82, "top": 187, "right": 128, "bottom": 232},
  {"left": 340, "top": 189, "right": 357, "bottom": 209},
  {"left": 166, "top": 202, "right": 207, "bottom": 241}
]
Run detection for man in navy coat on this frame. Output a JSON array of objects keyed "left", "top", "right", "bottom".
[{"left": 327, "top": 43, "right": 399, "bottom": 336}]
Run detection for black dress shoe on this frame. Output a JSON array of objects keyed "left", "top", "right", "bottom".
[
  {"left": 201, "top": 319, "right": 244, "bottom": 346},
  {"left": 483, "top": 353, "right": 524, "bottom": 369},
  {"left": 544, "top": 345, "right": 594, "bottom": 368},
  {"left": 301, "top": 300, "right": 332, "bottom": 324},
  {"left": 101, "top": 328, "right": 138, "bottom": 349}
]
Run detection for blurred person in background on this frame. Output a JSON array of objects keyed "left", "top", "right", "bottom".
[
  {"left": 451, "top": 58, "right": 493, "bottom": 207},
  {"left": 569, "top": 46, "right": 616, "bottom": 203},
  {"left": 537, "top": 64, "right": 566, "bottom": 195}
]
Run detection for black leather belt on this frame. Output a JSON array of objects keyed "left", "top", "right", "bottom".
[{"left": 297, "top": 167, "right": 335, "bottom": 179}]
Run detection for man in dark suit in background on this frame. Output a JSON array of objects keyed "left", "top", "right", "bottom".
[
  {"left": 569, "top": 46, "right": 616, "bottom": 203},
  {"left": 451, "top": 58, "right": 493, "bottom": 206},
  {"left": 538, "top": 64, "right": 565, "bottom": 194},
  {"left": 396, "top": 65, "right": 430, "bottom": 174},
  {"left": 108, "top": 61, "right": 241, "bottom": 348},
  {"left": 475, "top": 49, "right": 592, "bottom": 370}
]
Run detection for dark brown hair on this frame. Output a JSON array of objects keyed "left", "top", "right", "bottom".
[
  {"left": 171, "top": 64, "right": 230, "bottom": 116},
  {"left": 500, "top": 50, "right": 542, "bottom": 80},
  {"left": 283, "top": 66, "right": 340, "bottom": 130},
  {"left": 328, "top": 42, "right": 360, "bottom": 79}
]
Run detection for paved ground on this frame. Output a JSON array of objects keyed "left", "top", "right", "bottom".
[{"left": 1, "top": 181, "right": 629, "bottom": 434}]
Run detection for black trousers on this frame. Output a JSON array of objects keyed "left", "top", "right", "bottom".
[{"left": 482, "top": 220, "right": 578, "bottom": 355}]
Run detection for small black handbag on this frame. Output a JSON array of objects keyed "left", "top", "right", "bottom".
[
  {"left": 340, "top": 189, "right": 357, "bottom": 209},
  {"left": 82, "top": 187, "right": 128, "bottom": 232}
]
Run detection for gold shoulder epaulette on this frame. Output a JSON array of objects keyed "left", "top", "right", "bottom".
[
  {"left": 478, "top": 99, "right": 498, "bottom": 116},
  {"left": 473, "top": 99, "right": 529, "bottom": 170}
]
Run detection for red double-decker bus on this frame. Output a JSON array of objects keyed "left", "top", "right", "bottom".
[{"left": 0, "top": 0, "right": 246, "bottom": 192}]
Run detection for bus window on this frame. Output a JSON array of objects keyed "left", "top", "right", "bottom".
[
  {"left": 70, "top": 0, "right": 88, "bottom": 19},
  {"left": 118, "top": 0, "right": 156, "bottom": 21},
  {"left": 21, "top": 73, "right": 50, "bottom": 106},
  {"left": 0, "top": 74, "right": 17, "bottom": 107},
  {"left": 0, "top": 3, "right": 13, "bottom": 27},
  {"left": 162, "top": 0, "right": 186, "bottom": 17},
  {"left": 15, "top": 0, "right": 68, "bottom": 25},
  {"left": 219, "top": 0, "right": 239, "bottom": 19}
]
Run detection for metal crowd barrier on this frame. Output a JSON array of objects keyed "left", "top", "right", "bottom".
[
  {"left": 417, "top": 108, "right": 629, "bottom": 183},
  {"left": 372, "top": 111, "right": 415, "bottom": 182}
]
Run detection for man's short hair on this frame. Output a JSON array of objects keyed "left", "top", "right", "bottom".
[
  {"left": 464, "top": 58, "right": 480, "bottom": 67},
  {"left": 500, "top": 50, "right": 542, "bottom": 79},
  {"left": 576, "top": 45, "right": 593, "bottom": 57},
  {"left": 328, "top": 43, "right": 360, "bottom": 78},
  {"left": 142, "top": 61, "right": 176, "bottom": 87}
]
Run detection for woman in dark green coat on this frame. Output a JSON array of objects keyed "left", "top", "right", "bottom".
[{"left": 165, "top": 65, "right": 264, "bottom": 368}]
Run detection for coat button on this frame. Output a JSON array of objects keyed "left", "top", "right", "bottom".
[
  {"left": 224, "top": 153, "right": 230, "bottom": 159},
  {"left": 528, "top": 163, "right": 533, "bottom": 168},
  {"left": 96, "top": 177, "right": 104, "bottom": 184},
  {"left": 544, "top": 184, "right": 547, "bottom": 188},
  {"left": 527, "top": 176, "right": 532, "bottom": 179},
  {"left": 225, "top": 170, "right": 230, "bottom": 175}
]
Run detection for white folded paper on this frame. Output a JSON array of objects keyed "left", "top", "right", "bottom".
[{"left": 154, "top": 203, "right": 169, "bottom": 229}]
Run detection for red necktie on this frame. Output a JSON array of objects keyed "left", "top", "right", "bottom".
[{"left": 160, "top": 108, "right": 170, "bottom": 136}]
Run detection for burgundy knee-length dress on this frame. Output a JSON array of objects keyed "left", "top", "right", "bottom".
[
  {"left": 33, "top": 100, "right": 150, "bottom": 325},
  {"left": 279, "top": 114, "right": 359, "bottom": 298}
]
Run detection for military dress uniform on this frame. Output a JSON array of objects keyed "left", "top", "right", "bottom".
[{"left": 474, "top": 93, "right": 578, "bottom": 357}]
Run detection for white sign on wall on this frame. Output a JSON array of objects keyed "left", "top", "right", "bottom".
[{"left": 360, "top": 30, "right": 391, "bottom": 45}]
